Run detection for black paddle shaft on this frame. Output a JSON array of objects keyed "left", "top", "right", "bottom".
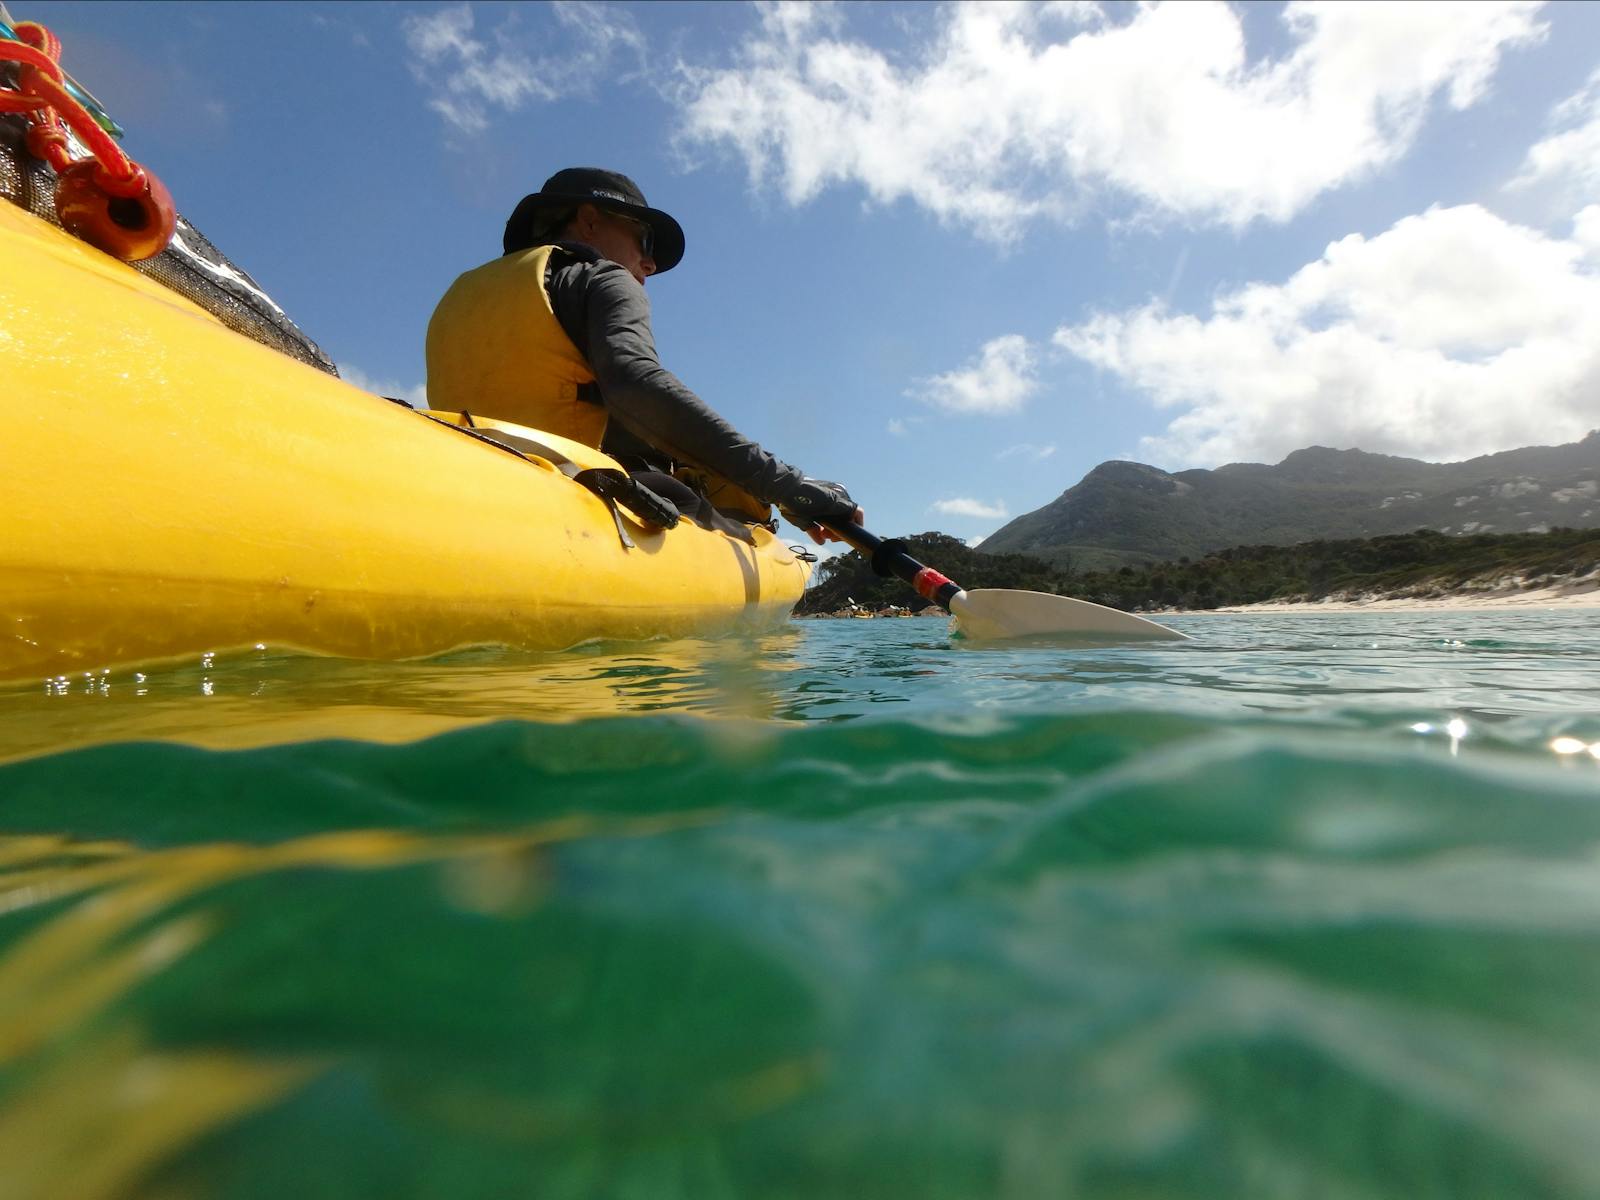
[{"left": 820, "top": 518, "right": 965, "bottom": 612}]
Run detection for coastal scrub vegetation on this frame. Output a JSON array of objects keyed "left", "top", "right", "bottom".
[{"left": 795, "top": 527, "right": 1600, "bottom": 614}]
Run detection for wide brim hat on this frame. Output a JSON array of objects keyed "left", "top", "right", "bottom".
[{"left": 503, "top": 167, "right": 685, "bottom": 273}]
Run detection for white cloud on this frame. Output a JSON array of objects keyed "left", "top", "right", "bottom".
[
  {"left": 1053, "top": 204, "right": 1600, "bottom": 466},
  {"left": 1576, "top": 206, "right": 1600, "bottom": 260},
  {"left": 931, "top": 497, "right": 1010, "bottom": 519},
  {"left": 887, "top": 414, "right": 933, "bottom": 436},
  {"left": 676, "top": 0, "right": 1545, "bottom": 236},
  {"left": 403, "top": 2, "right": 643, "bottom": 135},
  {"left": 1511, "top": 68, "right": 1600, "bottom": 210},
  {"left": 340, "top": 365, "right": 428, "bottom": 408},
  {"left": 915, "top": 334, "right": 1038, "bottom": 415},
  {"left": 997, "top": 442, "right": 1057, "bottom": 461}
]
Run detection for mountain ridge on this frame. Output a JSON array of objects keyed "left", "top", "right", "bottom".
[{"left": 980, "top": 431, "right": 1600, "bottom": 570}]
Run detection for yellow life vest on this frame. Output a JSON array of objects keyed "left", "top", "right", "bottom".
[
  {"left": 424, "top": 244, "right": 607, "bottom": 447},
  {"left": 426, "top": 244, "right": 775, "bottom": 526}
]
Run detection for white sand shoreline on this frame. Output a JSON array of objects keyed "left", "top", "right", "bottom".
[{"left": 1174, "top": 581, "right": 1600, "bottom": 615}]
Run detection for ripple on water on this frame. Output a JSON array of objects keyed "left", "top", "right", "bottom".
[{"left": 0, "top": 609, "right": 1598, "bottom": 1196}]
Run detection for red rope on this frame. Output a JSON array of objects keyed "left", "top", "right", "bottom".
[{"left": 0, "top": 21, "right": 146, "bottom": 196}]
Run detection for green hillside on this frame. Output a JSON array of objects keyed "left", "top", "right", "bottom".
[
  {"left": 797, "top": 527, "right": 1600, "bottom": 615},
  {"left": 980, "top": 432, "right": 1600, "bottom": 570}
]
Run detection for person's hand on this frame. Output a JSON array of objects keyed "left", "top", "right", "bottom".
[
  {"left": 803, "top": 505, "right": 864, "bottom": 545},
  {"left": 779, "top": 478, "right": 861, "bottom": 545}
]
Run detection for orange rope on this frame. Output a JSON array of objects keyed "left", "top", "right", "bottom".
[{"left": 0, "top": 21, "right": 146, "bottom": 196}]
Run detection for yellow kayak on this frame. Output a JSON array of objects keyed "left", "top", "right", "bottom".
[{"left": 0, "top": 199, "right": 812, "bottom": 684}]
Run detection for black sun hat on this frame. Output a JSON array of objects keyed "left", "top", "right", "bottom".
[{"left": 503, "top": 167, "right": 686, "bottom": 273}]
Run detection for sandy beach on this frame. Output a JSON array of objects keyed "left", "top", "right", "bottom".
[{"left": 1198, "top": 577, "right": 1600, "bottom": 614}]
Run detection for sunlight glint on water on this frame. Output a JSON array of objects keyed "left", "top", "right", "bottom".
[{"left": 0, "top": 608, "right": 1598, "bottom": 1198}]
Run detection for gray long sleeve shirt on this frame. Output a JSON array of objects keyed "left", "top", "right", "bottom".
[{"left": 543, "top": 242, "right": 808, "bottom": 505}]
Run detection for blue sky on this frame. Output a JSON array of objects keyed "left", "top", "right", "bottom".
[{"left": 20, "top": 0, "right": 1600, "bottom": 546}]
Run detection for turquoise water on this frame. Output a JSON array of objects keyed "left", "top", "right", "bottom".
[{"left": 3, "top": 608, "right": 1600, "bottom": 1198}]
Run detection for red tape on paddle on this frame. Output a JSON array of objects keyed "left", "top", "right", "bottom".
[{"left": 911, "top": 567, "right": 954, "bottom": 603}]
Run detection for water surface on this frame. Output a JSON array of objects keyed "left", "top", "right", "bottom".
[{"left": 2, "top": 609, "right": 1599, "bottom": 1198}]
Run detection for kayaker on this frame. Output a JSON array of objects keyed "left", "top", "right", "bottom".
[{"left": 426, "top": 167, "right": 862, "bottom": 545}]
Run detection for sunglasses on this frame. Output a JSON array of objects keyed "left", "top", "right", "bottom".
[{"left": 612, "top": 212, "right": 654, "bottom": 258}]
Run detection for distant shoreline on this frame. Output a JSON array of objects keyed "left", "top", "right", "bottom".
[
  {"left": 800, "top": 579, "right": 1600, "bottom": 619},
  {"left": 1178, "top": 579, "right": 1600, "bottom": 614}
]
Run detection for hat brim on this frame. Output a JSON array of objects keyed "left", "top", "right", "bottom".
[{"left": 503, "top": 191, "right": 685, "bottom": 274}]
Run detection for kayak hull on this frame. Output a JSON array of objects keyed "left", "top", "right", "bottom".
[{"left": 0, "top": 201, "right": 811, "bottom": 683}]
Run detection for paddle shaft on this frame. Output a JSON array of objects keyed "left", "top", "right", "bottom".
[
  {"left": 820, "top": 519, "right": 1191, "bottom": 642},
  {"left": 820, "top": 518, "right": 964, "bottom": 611}
]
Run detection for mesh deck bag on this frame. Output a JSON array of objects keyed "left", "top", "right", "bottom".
[{"left": 0, "top": 34, "right": 338, "bottom": 377}]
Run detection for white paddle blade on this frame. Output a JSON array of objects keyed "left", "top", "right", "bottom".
[{"left": 949, "top": 589, "right": 1189, "bottom": 643}]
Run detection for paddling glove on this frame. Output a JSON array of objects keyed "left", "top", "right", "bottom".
[{"left": 779, "top": 478, "right": 857, "bottom": 529}]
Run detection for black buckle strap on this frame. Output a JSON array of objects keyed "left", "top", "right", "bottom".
[
  {"left": 417, "top": 414, "right": 681, "bottom": 550},
  {"left": 574, "top": 469, "right": 680, "bottom": 530},
  {"left": 572, "top": 468, "right": 680, "bottom": 550}
]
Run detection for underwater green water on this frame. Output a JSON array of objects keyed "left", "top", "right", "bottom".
[{"left": 2, "top": 609, "right": 1600, "bottom": 1199}]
